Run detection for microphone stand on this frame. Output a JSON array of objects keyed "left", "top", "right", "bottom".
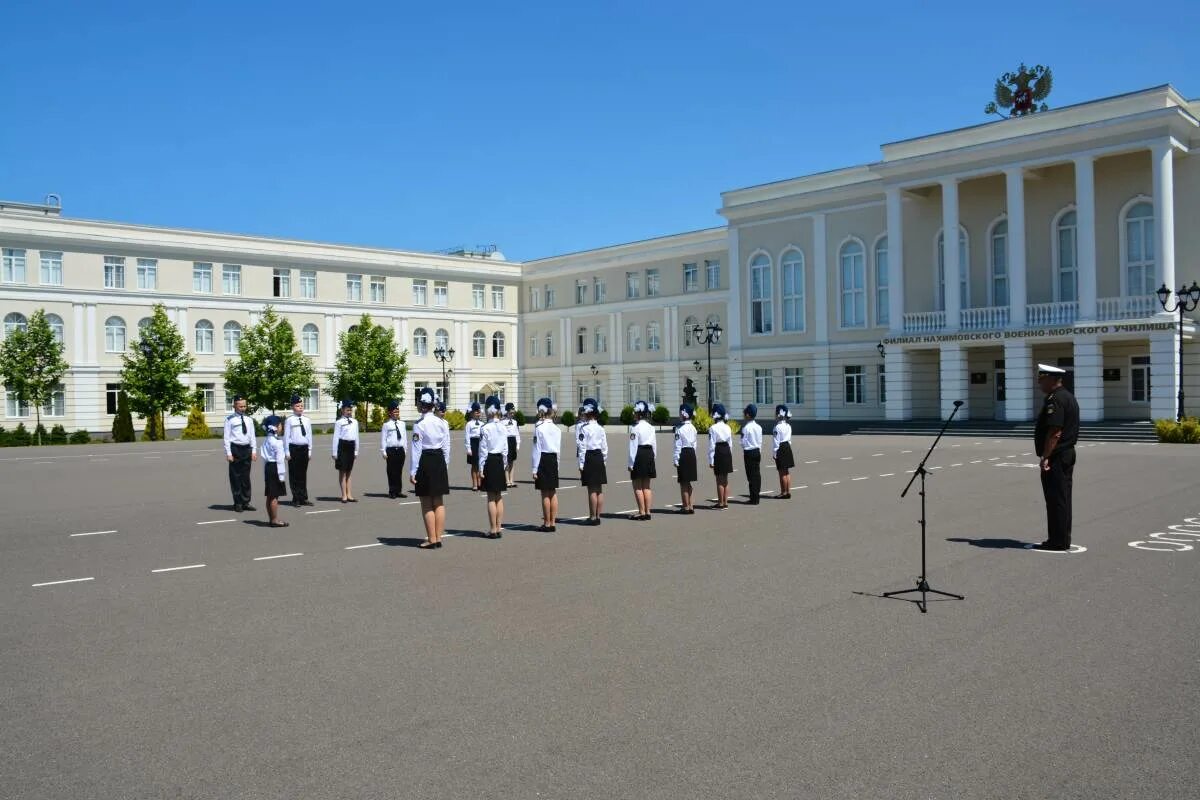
[{"left": 882, "top": 400, "right": 965, "bottom": 613}]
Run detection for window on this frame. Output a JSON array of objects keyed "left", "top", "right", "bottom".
[
  {"left": 1124, "top": 202, "right": 1156, "bottom": 297},
  {"left": 307, "top": 387, "right": 320, "bottom": 411},
  {"left": 575, "top": 280, "right": 587, "bottom": 305},
  {"left": 368, "top": 275, "right": 385, "bottom": 303},
  {"left": 1054, "top": 211, "right": 1078, "bottom": 303},
  {"left": 346, "top": 274, "right": 363, "bottom": 302},
  {"left": 647, "top": 321, "right": 661, "bottom": 352},
  {"left": 875, "top": 238, "right": 890, "bottom": 326},
  {"left": 987, "top": 223, "right": 1008, "bottom": 307},
  {"left": 646, "top": 269, "right": 660, "bottom": 297},
  {"left": 626, "top": 324, "right": 641, "bottom": 352},
  {"left": 545, "top": 331, "right": 554, "bottom": 357},
  {"left": 45, "top": 314, "right": 64, "bottom": 344},
  {"left": 196, "top": 383, "right": 216, "bottom": 413},
  {"left": 472, "top": 330, "right": 486, "bottom": 358},
  {"left": 193, "top": 262, "right": 213, "bottom": 293},
  {"left": 222, "top": 321, "right": 242, "bottom": 355},
  {"left": 839, "top": 240, "right": 866, "bottom": 328},
  {"left": 2, "top": 248, "right": 27, "bottom": 283},
  {"left": 434, "top": 281, "right": 448, "bottom": 307},
  {"left": 935, "top": 230, "right": 969, "bottom": 310},
  {"left": 39, "top": 384, "right": 65, "bottom": 417},
  {"left": 472, "top": 283, "right": 485, "bottom": 309},
  {"left": 626, "top": 272, "right": 640, "bottom": 299},
  {"left": 682, "top": 315, "right": 698, "bottom": 347},
  {"left": 625, "top": 378, "right": 643, "bottom": 405},
  {"left": 844, "top": 365, "right": 864, "bottom": 405},
  {"left": 754, "top": 369, "right": 774, "bottom": 405},
  {"left": 878, "top": 364, "right": 887, "bottom": 405},
  {"left": 136, "top": 258, "right": 158, "bottom": 290},
  {"left": 194, "top": 320, "right": 214, "bottom": 354},
  {"left": 750, "top": 254, "right": 773, "bottom": 334},
  {"left": 412, "top": 327, "right": 428, "bottom": 357},
  {"left": 1131, "top": 355, "right": 1151, "bottom": 403},
  {"left": 594, "top": 326, "right": 607, "bottom": 353},
  {"left": 782, "top": 249, "right": 805, "bottom": 332},
  {"left": 222, "top": 264, "right": 241, "bottom": 295},
  {"left": 273, "top": 268, "right": 292, "bottom": 298},
  {"left": 104, "top": 256, "right": 125, "bottom": 289},
  {"left": 683, "top": 263, "right": 699, "bottom": 292},
  {"left": 492, "top": 331, "right": 506, "bottom": 358},
  {"left": 299, "top": 270, "right": 316, "bottom": 299},
  {"left": 40, "top": 251, "right": 63, "bottom": 285},
  {"left": 104, "top": 316, "right": 127, "bottom": 352},
  {"left": 785, "top": 367, "right": 804, "bottom": 405},
  {"left": 706, "top": 259, "right": 721, "bottom": 290},
  {"left": 647, "top": 378, "right": 661, "bottom": 405},
  {"left": 434, "top": 328, "right": 449, "bottom": 352},
  {"left": 5, "top": 390, "right": 29, "bottom": 418},
  {"left": 301, "top": 323, "right": 319, "bottom": 356},
  {"left": 412, "top": 279, "right": 428, "bottom": 306},
  {"left": 544, "top": 285, "right": 555, "bottom": 308},
  {"left": 491, "top": 285, "right": 504, "bottom": 310},
  {"left": 528, "top": 286, "right": 542, "bottom": 311},
  {"left": 106, "top": 383, "right": 121, "bottom": 415},
  {"left": 593, "top": 277, "right": 606, "bottom": 303},
  {"left": 577, "top": 327, "right": 587, "bottom": 355},
  {"left": 3, "top": 312, "right": 27, "bottom": 337},
  {"left": 224, "top": 390, "right": 236, "bottom": 412}
]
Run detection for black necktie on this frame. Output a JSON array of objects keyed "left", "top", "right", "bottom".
[
  {"left": 299, "top": 417, "right": 306, "bottom": 436},
  {"left": 394, "top": 421, "right": 401, "bottom": 440},
  {"left": 239, "top": 415, "right": 246, "bottom": 435}
]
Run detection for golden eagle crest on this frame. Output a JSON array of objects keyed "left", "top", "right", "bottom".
[{"left": 985, "top": 63, "right": 1053, "bottom": 118}]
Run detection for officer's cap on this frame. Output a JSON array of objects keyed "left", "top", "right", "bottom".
[
  {"left": 485, "top": 395, "right": 502, "bottom": 415},
  {"left": 775, "top": 404, "right": 790, "bottom": 419},
  {"left": 711, "top": 403, "right": 727, "bottom": 421},
  {"left": 536, "top": 397, "right": 554, "bottom": 413},
  {"left": 387, "top": 399, "right": 400, "bottom": 411},
  {"left": 290, "top": 394, "right": 303, "bottom": 406},
  {"left": 262, "top": 414, "right": 282, "bottom": 433},
  {"left": 1037, "top": 363, "right": 1067, "bottom": 376},
  {"left": 504, "top": 402, "right": 516, "bottom": 413},
  {"left": 416, "top": 387, "right": 436, "bottom": 408},
  {"left": 633, "top": 400, "right": 650, "bottom": 415},
  {"left": 743, "top": 403, "right": 758, "bottom": 419},
  {"left": 679, "top": 403, "right": 693, "bottom": 420},
  {"left": 469, "top": 401, "right": 481, "bottom": 413},
  {"left": 339, "top": 398, "right": 354, "bottom": 409},
  {"left": 581, "top": 398, "right": 598, "bottom": 415}
]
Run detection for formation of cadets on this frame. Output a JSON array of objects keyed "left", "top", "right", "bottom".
[{"left": 223, "top": 391, "right": 799, "bottom": 548}]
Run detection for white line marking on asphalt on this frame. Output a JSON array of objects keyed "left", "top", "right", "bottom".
[
  {"left": 760, "top": 490, "right": 776, "bottom": 495},
  {"left": 805, "top": 460, "right": 819, "bottom": 464},
  {"left": 1021, "top": 452, "right": 1032, "bottom": 456},
  {"left": 970, "top": 460, "right": 983, "bottom": 464},
  {"left": 929, "top": 466, "right": 943, "bottom": 470},
  {"left": 144, "top": 456, "right": 161, "bottom": 459},
  {"left": 345, "top": 543, "right": 383, "bottom": 550},
  {"left": 840, "top": 456, "right": 853, "bottom": 460},
  {"left": 901, "top": 450, "right": 913, "bottom": 454},
  {"left": 196, "top": 519, "right": 235, "bottom": 525},
  {"left": 822, "top": 480, "right": 840, "bottom": 486},
  {"left": 617, "top": 508, "right": 638, "bottom": 515},
  {"left": 152, "top": 564, "right": 205, "bottom": 573},
  {"left": 951, "top": 463, "right": 963, "bottom": 467},
  {"left": 71, "top": 530, "right": 117, "bottom": 537},
  {"left": 872, "top": 453, "right": 883, "bottom": 457},
  {"left": 905, "top": 469, "right": 916, "bottom": 473},
  {"left": 616, "top": 479, "right": 632, "bottom": 484},
  {"left": 398, "top": 501, "right": 419, "bottom": 506},
  {"left": 559, "top": 485, "right": 578, "bottom": 490},
  {"left": 796, "top": 485, "right": 808, "bottom": 489},
  {"left": 253, "top": 553, "right": 303, "bottom": 561},
  {"left": 569, "top": 514, "right": 590, "bottom": 521},
  {"left": 89, "top": 458, "right": 109, "bottom": 462},
  {"left": 32, "top": 577, "right": 94, "bottom": 587},
  {"left": 879, "top": 473, "right": 895, "bottom": 477},
  {"left": 852, "top": 477, "right": 869, "bottom": 481},
  {"left": 33, "top": 461, "right": 54, "bottom": 465},
  {"left": 988, "top": 457, "right": 1000, "bottom": 461},
  {"left": 305, "top": 509, "right": 338, "bottom": 515}
]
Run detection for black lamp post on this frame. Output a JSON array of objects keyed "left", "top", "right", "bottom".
[
  {"left": 433, "top": 345, "right": 455, "bottom": 403},
  {"left": 1155, "top": 281, "right": 1200, "bottom": 421},
  {"left": 590, "top": 364, "right": 599, "bottom": 408},
  {"left": 691, "top": 321, "right": 722, "bottom": 412},
  {"left": 877, "top": 341, "right": 886, "bottom": 359}
]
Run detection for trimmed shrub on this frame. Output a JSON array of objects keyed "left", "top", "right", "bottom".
[
  {"left": 619, "top": 405, "right": 635, "bottom": 426},
  {"left": 444, "top": 409, "right": 466, "bottom": 430},
  {"left": 10, "top": 422, "right": 32, "bottom": 447},
  {"left": 368, "top": 404, "right": 387, "bottom": 433},
  {"left": 560, "top": 410, "right": 576, "bottom": 427},
  {"left": 141, "top": 414, "right": 160, "bottom": 442},
  {"left": 0, "top": 425, "right": 7, "bottom": 446},
  {"left": 651, "top": 405, "right": 670, "bottom": 426},
  {"left": 1156, "top": 417, "right": 1200, "bottom": 443},
  {"left": 514, "top": 410, "right": 527, "bottom": 426},
  {"left": 355, "top": 403, "right": 369, "bottom": 431},
  {"left": 111, "top": 390, "right": 135, "bottom": 443},
  {"left": 325, "top": 426, "right": 335, "bottom": 435},
  {"left": 692, "top": 408, "right": 739, "bottom": 435},
  {"left": 182, "top": 406, "right": 213, "bottom": 440},
  {"left": 34, "top": 423, "right": 48, "bottom": 445},
  {"left": 49, "top": 424, "right": 68, "bottom": 445},
  {"left": 69, "top": 429, "right": 91, "bottom": 444},
  {"left": 598, "top": 409, "right": 610, "bottom": 426}
]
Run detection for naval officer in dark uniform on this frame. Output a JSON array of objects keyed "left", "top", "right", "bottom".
[
  {"left": 1033, "top": 363, "right": 1080, "bottom": 551},
  {"left": 223, "top": 395, "right": 257, "bottom": 512}
]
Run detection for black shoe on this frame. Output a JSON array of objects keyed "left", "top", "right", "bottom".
[
  {"left": 589, "top": 517, "right": 601, "bottom": 526},
  {"left": 397, "top": 493, "right": 407, "bottom": 499},
  {"left": 749, "top": 499, "right": 759, "bottom": 505},
  {"left": 435, "top": 541, "right": 443, "bottom": 548},
  {"left": 243, "top": 504, "right": 256, "bottom": 512},
  {"left": 547, "top": 526, "right": 556, "bottom": 533},
  {"left": 233, "top": 504, "right": 244, "bottom": 513},
  {"left": 302, "top": 500, "right": 314, "bottom": 506},
  {"left": 388, "top": 492, "right": 397, "bottom": 499},
  {"left": 1032, "top": 541, "right": 1069, "bottom": 551},
  {"left": 292, "top": 500, "right": 303, "bottom": 508}
]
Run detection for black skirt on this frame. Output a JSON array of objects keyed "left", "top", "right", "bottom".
[
  {"left": 481, "top": 452, "right": 507, "bottom": 494},
  {"left": 264, "top": 466, "right": 287, "bottom": 499},
  {"left": 335, "top": 439, "right": 356, "bottom": 472},
  {"left": 581, "top": 449, "right": 607, "bottom": 489},
  {"left": 468, "top": 436, "right": 480, "bottom": 467},
  {"left": 415, "top": 450, "right": 450, "bottom": 497},
  {"left": 712, "top": 441, "right": 733, "bottom": 476},
  {"left": 534, "top": 452, "right": 559, "bottom": 491},
  {"left": 676, "top": 446, "right": 697, "bottom": 483},
  {"left": 774, "top": 442, "right": 795, "bottom": 471},
  {"left": 631, "top": 444, "right": 656, "bottom": 480},
  {"left": 507, "top": 436, "right": 518, "bottom": 463}
]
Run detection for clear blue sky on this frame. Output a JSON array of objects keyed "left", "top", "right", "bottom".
[{"left": 2, "top": 1, "right": 1196, "bottom": 260}]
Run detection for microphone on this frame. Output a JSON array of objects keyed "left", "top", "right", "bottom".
[{"left": 953, "top": 400, "right": 964, "bottom": 407}]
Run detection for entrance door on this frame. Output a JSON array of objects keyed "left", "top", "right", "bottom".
[{"left": 994, "top": 369, "right": 1006, "bottom": 421}]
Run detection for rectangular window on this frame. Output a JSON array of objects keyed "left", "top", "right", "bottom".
[
  {"left": 545, "top": 285, "right": 555, "bottom": 308},
  {"left": 594, "top": 328, "right": 607, "bottom": 353},
  {"left": 750, "top": 259, "right": 773, "bottom": 334},
  {"left": 530, "top": 335, "right": 540, "bottom": 357},
  {"left": 2, "top": 248, "right": 27, "bottom": 283},
  {"left": 39, "top": 251, "right": 63, "bottom": 285},
  {"left": 782, "top": 256, "right": 805, "bottom": 332},
  {"left": 136, "top": 258, "right": 158, "bottom": 290},
  {"left": 5, "top": 390, "right": 30, "bottom": 418},
  {"left": 221, "top": 264, "right": 241, "bottom": 295},
  {"left": 472, "top": 283, "right": 485, "bottom": 309},
  {"left": 273, "top": 268, "right": 291, "bottom": 298},
  {"left": 491, "top": 285, "right": 504, "bottom": 310},
  {"left": 106, "top": 383, "right": 122, "bottom": 415},
  {"left": 844, "top": 365, "right": 865, "bottom": 405},
  {"left": 625, "top": 379, "right": 642, "bottom": 405},
  {"left": 875, "top": 243, "right": 890, "bottom": 326},
  {"left": 412, "top": 279, "right": 427, "bottom": 306},
  {"left": 626, "top": 272, "right": 640, "bottom": 299},
  {"left": 369, "top": 276, "right": 386, "bottom": 303},
  {"left": 840, "top": 247, "right": 866, "bottom": 328},
  {"left": 104, "top": 256, "right": 125, "bottom": 289},
  {"left": 990, "top": 231, "right": 1007, "bottom": 307},
  {"left": 307, "top": 387, "right": 320, "bottom": 411},
  {"left": 346, "top": 273, "right": 363, "bottom": 302},
  {"left": 299, "top": 270, "right": 316, "bottom": 299},
  {"left": 434, "top": 281, "right": 448, "bottom": 307},
  {"left": 196, "top": 383, "right": 216, "bottom": 413},
  {"left": 43, "top": 385, "right": 66, "bottom": 417},
  {"left": 593, "top": 277, "right": 606, "bottom": 304},
  {"left": 193, "top": 262, "right": 213, "bottom": 293},
  {"left": 784, "top": 367, "right": 804, "bottom": 405},
  {"left": 878, "top": 364, "right": 887, "bottom": 405},
  {"left": 575, "top": 280, "right": 587, "bottom": 305},
  {"left": 646, "top": 269, "right": 660, "bottom": 297},
  {"left": 1131, "top": 355, "right": 1151, "bottom": 403},
  {"left": 754, "top": 369, "right": 774, "bottom": 405},
  {"left": 683, "top": 263, "right": 699, "bottom": 292},
  {"left": 528, "top": 286, "right": 541, "bottom": 311},
  {"left": 224, "top": 391, "right": 236, "bottom": 412},
  {"left": 647, "top": 378, "right": 660, "bottom": 405},
  {"left": 577, "top": 329, "right": 586, "bottom": 355},
  {"left": 706, "top": 260, "right": 720, "bottom": 290},
  {"left": 578, "top": 383, "right": 589, "bottom": 406}
]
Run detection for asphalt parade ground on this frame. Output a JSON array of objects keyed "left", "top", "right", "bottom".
[{"left": 1, "top": 429, "right": 1198, "bottom": 799}]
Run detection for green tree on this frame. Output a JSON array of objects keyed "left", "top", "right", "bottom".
[
  {"left": 223, "top": 306, "right": 316, "bottom": 413},
  {"left": 0, "top": 309, "right": 69, "bottom": 445},
  {"left": 120, "top": 304, "right": 194, "bottom": 441},
  {"left": 111, "top": 389, "right": 135, "bottom": 442},
  {"left": 181, "top": 404, "right": 213, "bottom": 439},
  {"left": 326, "top": 314, "right": 408, "bottom": 422}
]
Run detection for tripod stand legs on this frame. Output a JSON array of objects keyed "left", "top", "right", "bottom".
[{"left": 882, "top": 578, "right": 964, "bottom": 613}]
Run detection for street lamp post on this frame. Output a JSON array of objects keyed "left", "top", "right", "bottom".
[
  {"left": 1155, "top": 281, "right": 1200, "bottom": 421},
  {"left": 691, "top": 321, "right": 722, "bottom": 412},
  {"left": 589, "top": 364, "right": 598, "bottom": 406},
  {"left": 433, "top": 345, "right": 455, "bottom": 404}
]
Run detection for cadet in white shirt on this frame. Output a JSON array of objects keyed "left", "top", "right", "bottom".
[
  {"left": 223, "top": 394, "right": 257, "bottom": 513},
  {"left": 577, "top": 398, "right": 608, "bottom": 526},
  {"left": 380, "top": 399, "right": 408, "bottom": 499},
  {"left": 410, "top": 387, "right": 452, "bottom": 549},
  {"left": 708, "top": 403, "right": 733, "bottom": 510},
  {"left": 283, "top": 394, "right": 313, "bottom": 507},
  {"left": 531, "top": 398, "right": 562, "bottom": 532},
  {"left": 478, "top": 395, "right": 508, "bottom": 538},
  {"left": 502, "top": 403, "right": 521, "bottom": 488},
  {"left": 772, "top": 404, "right": 795, "bottom": 499},
  {"left": 332, "top": 399, "right": 360, "bottom": 503},
  {"left": 260, "top": 414, "right": 289, "bottom": 527},
  {"left": 628, "top": 400, "right": 657, "bottom": 521},
  {"left": 741, "top": 404, "right": 764, "bottom": 505},
  {"left": 465, "top": 402, "right": 484, "bottom": 491},
  {"left": 673, "top": 403, "right": 698, "bottom": 514}
]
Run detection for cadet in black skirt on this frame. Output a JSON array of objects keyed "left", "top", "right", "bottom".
[
  {"left": 772, "top": 404, "right": 795, "bottom": 499},
  {"left": 577, "top": 398, "right": 608, "bottom": 525},
  {"left": 531, "top": 397, "right": 561, "bottom": 532},
  {"left": 502, "top": 402, "right": 521, "bottom": 488},
  {"left": 410, "top": 387, "right": 451, "bottom": 549},
  {"left": 627, "top": 400, "right": 657, "bottom": 520},
  {"left": 707, "top": 404, "right": 734, "bottom": 509},
  {"left": 478, "top": 395, "right": 508, "bottom": 538},
  {"left": 673, "top": 404, "right": 698, "bottom": 514},
  {"left": 332, "top": 399, "right": 360, "bottom": 503},
  {"left": 465, "top": 402, "right": 484, "bottom": 491},
  {"left": 261, "top": 414, "right": 289, "bottom": 527}
]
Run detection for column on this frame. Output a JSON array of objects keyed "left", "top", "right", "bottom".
[
  {"left": 884, "top": 348, "right": 912, "bottom": 420},
  {"left": 85, "top": 303, "right": 97, "bottom": 365},
  {"left": 1151, "top": 142, "right": 1176, "bottom": 297},
  {"left": 1002, "top": 340, "right": 1034, "bottom": 421},
  {"left": 177, "top": 307, "right": 188, "bottom": 347},
  {"left": 813, "top": 213, "right": 828, "bottom": 342},
  {"left": 941, "top": 179, "right": 961, "bottom": 330},
  {"left": 561, "top": 316, "right": 572, "bottom": 369},
  {"left": 938, "top": 342, "right": 968, "bottom": 420},
  {"left": 884, "top": 189, "right": 905, "bottom": 333},
  {"left": 1150, "top": 328, "right": 1179, "bottom": 421},
  {"left": 1074, "top": 335, "right": 1104, "bottom": 422},
  {"left": 324, "top": 314, "right": 336, "bottom": 369},
  {"left": 72, "top": 303, "right": 84, "bottom": 365},
  {"left": 725, "top": 227, "right": 742, "bottom": 350},
  {"left": 1004, "top": 167, "right": 1027, "bottom": 327},
  {"left": 813, "top": 348, "right": 831, "bottom": 420},
  {"left": 1074, "top": 156, "right": 1097, "bottom": 320},
  {"left": 661, "top": 306, "right": 678, "bottom": 409}
]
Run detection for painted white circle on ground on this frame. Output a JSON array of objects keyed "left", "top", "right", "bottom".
[{"left": 1023, "top": 543, "right": 1087, "bottom": 554}]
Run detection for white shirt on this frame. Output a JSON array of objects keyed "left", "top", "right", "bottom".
[
  {"left": 465, "top": 418, "right": 484, "bottom": 453},
  {"left": 478, "top": 418, "right": 508, "bottom": 478},
  {"left": 627, "top": 419, "right": 656, "bottom": 469},
  {"left": 577, "top": 419, "right": 609, "bottom": 469},
  {"left": 502, "top": 416, "right": 521, "bottom": 451},
  {"left": 332, "top": 416, "right": 360, "bottom": 457},
  {"left": 673, "top": 421, "right": 697, "bottom": 466},
  {"left": 772, "top": 419, "right": 792, "bottom": 456},
  {"left": 380, "top": 417, "right": 407, "bottom": 453},
  {"left": 532, "top": 419, "right": 562, "bottom": 475},
  {"left": 284, "top": 413, "right": 313, "bottom": 448},
  {"left": 223, "top": 412, "right": 256, "bottom": 456},
  {"left": 708, "top": 420, "right": 732, "bottom": 466},
  {"left": 740, "top": 420, "right": 763, "bottom": 451},
  {"left": 409, "top": 412, "right": 452, "bottom": 477},
  {"left": 261, "top": 435, "right": 286, "bottom": 478}
]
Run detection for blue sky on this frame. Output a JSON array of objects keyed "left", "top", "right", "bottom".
[{"left": 2, "top": 1, "right": 1196, "bottom": 260}]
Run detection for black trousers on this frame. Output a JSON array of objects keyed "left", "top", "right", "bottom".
[
  {"left": 385, "top": 447, "right": 406, "bottom": 495},
  {"left": 1040, "top": 447, "right": 1075, "bottom": 546},
  {"left": 228, "top": 443, "right": 252, "bottom": 506},
  {"left": 744, "top": 448, "right": 761, "bottom": 504},
  {"left": 288, "top": 444, "right": 310, "bottom": 502}
]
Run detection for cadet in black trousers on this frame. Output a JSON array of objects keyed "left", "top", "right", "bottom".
[
  {"left": 740, "top": 404, "right": 763, "bottom": 505},
  {"left": 1034, "top": 363, "right": 1080, "bottom": 551},
  {"left": 284, "top": 394, "right": 313, "bottom": 507},
  {"left": 222, "top": 395, "right": 257, "bottom": 512},
  {"left": 380, "top": 399, "right": 408, "bottom": 498}
]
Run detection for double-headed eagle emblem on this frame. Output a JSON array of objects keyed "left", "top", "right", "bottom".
[{"left": 985, "top": 63, "right": 1053, "bottom": 118}]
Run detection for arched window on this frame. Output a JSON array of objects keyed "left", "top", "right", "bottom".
[
  {"left": 301, "top": 323, "right": 319, "bottom": 356},
  {"left": 682, "top": 315, "right": 698, "bottom": 347},
  {"left": 529, "top": 332, "right": 540, "bottom": 357},
  {"left": 222, "top": 321, "right": 242, "bottom": 355},
  {"left": 576, "top": 326, "right": 587, "bottom": 355},
  {"left": 45, "top": 313, "right": 64, "bottom": 344},
  {"left": 594, "top": 326, "right": 607, "bottom": 353},
  {"left": 626, "top": 323, "right": 642, "bottom": 352},
  {"left": 412, "top": 327, "right": 428, "bottom": 357},
  {"left": 646, "top": 321, "right": 661, "bottom": 352},
  {"left": 1123, "top": 201, "right": 1156, "bottom": 296},
  {"left": 839, "top": 240, "right": 866, "bottom": 328},
  {"left": 194, "top": 319, "right": 214, "bottom": 354},
  {"left": 706, "top": 313, "right": 721, "bottom": 329},
  {"left": 545, "top": 331, "right": 554, "bottom": 357},
  {"left": 873, "top": 238, "right": 889, "bottom": 326},
  {"left": 989, "top": 220, "right": 1009, "bottom": 306},
  {"left": 434, "top": 328, "right": 449, "bottom": 352},
  {"left": 105, "top": 316, "right": 127, "bottom": 352},
  {"left": 491, "top": 331, "right": 506, "bottom": 358},
  {"left": 3, "top": 312, "right": 27, "bottom": 338},
  {"left": 936, "top": 228, "right": 969, "bottom": 311},
  {"left": 781, "top": 249, "right": 805, "bottom": 332},
  {"left": 1054, "top": 210, "right": 1078, "bottom": 302},
  {"left": 138, "top": 317, "right": 152, "bottom": 332},
  {"left": 472, "top": 330, "right": 486, "bottom": 358},
  {"left": 749, "top": 253, "right": 773, "bottom": 334}
]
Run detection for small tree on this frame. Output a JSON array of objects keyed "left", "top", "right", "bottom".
[
  {"left": 560, "top": 410, "right": 576, "bottom": 427},
  {"left": 112, "top": 390, "right": 135, "bottom": 442},
  {"left": 121, "top": 304, "right": 194, "bottom": 441},
  {"left": 181, "top": 405, "right": 212, "bottom": 439},
  {"left": 619, "top": 405, "right": 635, "bottom": 426},
  {"left": 0, "top": 309, "right": 69, "bottom": 445},
  {"left": 224, "top": 306, "right": 316, "bottom": 413},
  {"left": 651, "top": 404, "right": 671, "bottom": 427},
  {"left": 326, "top": 314, "right": 408, "bottom": 422}
]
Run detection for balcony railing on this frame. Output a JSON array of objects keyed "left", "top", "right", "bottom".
[
  {"left": 902, "top": 311, "right": 946, "bottom": 333},
  {"left": 960, "top": 306, "right": 1009, "bottom": 330},
  {"left": 1096, "top": 294, "right": 1157, "bottom": 321},
  {"left": 901, "top": 295, "right": 1164, "bottom": 334},
  {"left": 1026, "top": 301, "right": 1078, "bottom": 327}
]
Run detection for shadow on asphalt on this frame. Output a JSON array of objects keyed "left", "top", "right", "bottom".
[
  {"left": 376, "top": 537, "right": 426, "bottom": 547},
  {"left": 945, "top": 537, "right": 1031, "bottom": 549},
  {"left": 207, "top": 504, "right": 237, "bottom": 511}
]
